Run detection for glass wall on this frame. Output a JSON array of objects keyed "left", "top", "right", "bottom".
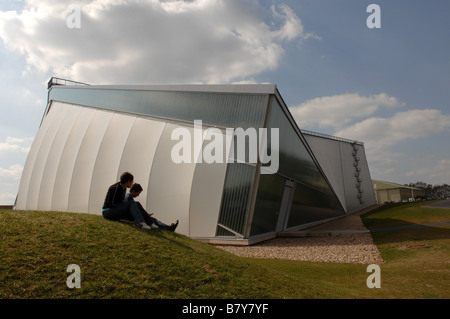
[
  {"left": 287, "top": 182, "right": 343, "bottom": 228},
  {"left": 49, "top": 87, "right": 268, "bottom": 129},
  {"left": 265, "top": 97, "right": 345, "bottom": 230},
  {"left": 216, "top": 163, "right": 256, "bottom": 237},
  {"left": 268, "top": 98, "right": 330, "bottom": 192},
  {"left": 250, "top": 173, "right": 286, "bottom": 236}
]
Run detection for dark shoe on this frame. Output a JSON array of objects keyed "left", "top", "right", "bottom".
[{"left": 169, "top": 220, "right": 179, "bottom": 232}]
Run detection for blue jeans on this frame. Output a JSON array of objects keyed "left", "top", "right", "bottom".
[
  {"left": 102, "top": 201, "right": 145, "bottom": 224},
  {"left": 135, "top": 202, "right": 171, "bottom": 230}
]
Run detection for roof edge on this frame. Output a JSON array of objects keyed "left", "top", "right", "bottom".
[{"left": 52, "top": 83, "right": 278, "bottom": 95}]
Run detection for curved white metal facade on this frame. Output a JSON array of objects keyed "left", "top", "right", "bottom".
[{"left": 15, "top": 101, "right": 228, "bottom": 238}]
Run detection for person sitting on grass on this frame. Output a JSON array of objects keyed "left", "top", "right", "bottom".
[
  {"left": 102, "top": 172, "right": 152, "bottom": 230},
  {"left": 125, "top": 183, "right": 179, "bottom": 232}
]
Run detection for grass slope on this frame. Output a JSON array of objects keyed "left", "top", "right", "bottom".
[
  {"left": 0, "top": 210, "right": 325, "bottom": 299},
  {"left": 1, "top": 202, "right": 449, "bottom": 299}
]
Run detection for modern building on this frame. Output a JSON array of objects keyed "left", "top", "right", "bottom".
[
  {"left": 15, "top": 77, "right": 377, "bottom": 245},
  {"left": 372, "top": 180, "right": 426, "bottom": 203},
  {"left": 302, "top": 130, "right": 376, "bottom": 215}
]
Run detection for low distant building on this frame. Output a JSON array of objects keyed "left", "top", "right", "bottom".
[{"left": 372, "top": 180, "right": 426, "bottom": 203}]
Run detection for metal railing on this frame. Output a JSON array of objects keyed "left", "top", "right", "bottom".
[
  {"left": 301, "top": 129, "right": 364, "bottom": 146},
  {"left": 47, "top": 77, "right": 90, "bottom": 89}
]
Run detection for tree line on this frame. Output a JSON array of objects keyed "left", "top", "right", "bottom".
[{"left": 408, "top": 182, "right": 450, "bottom": 200}]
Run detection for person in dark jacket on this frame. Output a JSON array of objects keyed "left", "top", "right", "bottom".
[
  {"left": 102, "top": 172, "right": 151, "bottom": 229},
  {"left": 125, "top": 183, "right": 178, "bottom": 232}
]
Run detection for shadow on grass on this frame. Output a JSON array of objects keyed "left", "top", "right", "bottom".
[
  {"left": 366, "top": 219, "right": 450, "bottom": 245},
  {"left": 117, "top": 220, "right": 196, "bottom": 252}
]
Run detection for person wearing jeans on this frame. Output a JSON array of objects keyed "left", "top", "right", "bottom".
[
  {"left": 102, "top": 172, "right": 151, "bottom": 230},
  {"left": 125, "top": 183, "right": 178, "bottom": 232}
]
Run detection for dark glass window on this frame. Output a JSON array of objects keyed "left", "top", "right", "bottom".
[{"left": 250, "top": 173, "right": 286, "bottom": 236}]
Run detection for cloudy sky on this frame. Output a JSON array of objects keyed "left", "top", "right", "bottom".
[{"left": 1, "top": 0, "right": 449, "bottom": 204}]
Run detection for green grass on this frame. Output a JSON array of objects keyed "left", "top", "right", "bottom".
[
  {"left": 0, "top": 210, "right": 324, "bottom": 299},
  {"left": 0, "top": 202, "right": 449, "bottom": 299},
  {"left": 362, "top": 200, "right": 450, "bottom": 229}
]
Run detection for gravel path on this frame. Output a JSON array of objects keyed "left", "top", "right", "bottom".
[{"left": 217, "top": 206, "right": 384, "bottom": 265}]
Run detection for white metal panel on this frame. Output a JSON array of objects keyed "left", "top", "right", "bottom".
[
  {"left": 339, "top": 142, "right": 377, "bottom": 214},
  {"left": 51, "top": 106, "right": 96, "bottom": 211},
  {"left": 354, "top": 146, "right": 377, "bottom": 207},
  {"left": 15, "top": 103, "right": 59, "bottom": 209},
  {"left": 88, "top": 113, "right": 136, "bottom": 215},
  {"left": 303, "top": 133, "right": 377, "bottom": 215},
  {"left": 147, "top": 123, "right": 198, "bottom": 236},
  {"left": 25, "top": 103, "right": 70, "bottom": 210},
  {"left": 117, "top": 117, "right": 166, "bottom": 210},
  {"left": 38, "top": 103, "right": 82, "bottom": 210},
  {"left": 68, "top": 110, "right": 113, "bottom": 213},
  {"left": 189, "top": 128, "right": 229, "bottom": 238},
  {"left": 339, "top": 142, "right": 360, "bottom": 214}
]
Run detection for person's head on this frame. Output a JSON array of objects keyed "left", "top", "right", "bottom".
[
  {"left": 119, "top": 172, "right": 134, "bottom": 188},
  {"left": 129, "top": 183, "right": 143, "bottom": 198}
]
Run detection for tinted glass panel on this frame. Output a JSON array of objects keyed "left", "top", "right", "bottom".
[
  {"left": 268, "top": 98, "right": 329, "bottom": 192},
  {"left": 216, "top": 163, "right": 256, "bottom": 236},
  {"left": 266, "top": 98, "right": 345, "bottom": 229},
  {"left": 287, "top": 182, "right": 343, "bottom": 228},
  {"left": 49, "top": 87, "right": 267, "bottom": 129},
  {"left": 250, "top": 173, "right": 285, "bottom": 236}
]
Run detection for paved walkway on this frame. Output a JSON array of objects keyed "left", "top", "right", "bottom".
[
  {"left": 370, "top": 221, "right": 450, "bottom": 232},
  {"left": 280, "top": 205, "right": 380, "bottom": 237},
  {"left": 424, "top": 199, "right": 450, "bottom": 209},
  {"left": 282, "top": 202, "right": 450, "bottom": 236}
]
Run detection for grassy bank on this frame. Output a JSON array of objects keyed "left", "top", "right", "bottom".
[
  {"left": 0, "top": 210, "right": 325, "bottom": 299},
  {"left": 0, "top": 202, "right": 449, "bottom": 299}
]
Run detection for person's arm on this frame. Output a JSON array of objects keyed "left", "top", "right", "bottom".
[
  {"left": 103, "top": 183, "right": 123, "bottom": 208},
  {"left": 102, "top": 185, "right": 115, "bottom": 209}
]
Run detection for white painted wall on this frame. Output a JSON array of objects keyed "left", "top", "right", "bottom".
[{"left": 16, "top": 101, "right": 228, "bottom": 238}]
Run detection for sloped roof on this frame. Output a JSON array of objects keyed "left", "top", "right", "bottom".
[{"left": 372, "top": 179, "right": 423, "bottom": 191}]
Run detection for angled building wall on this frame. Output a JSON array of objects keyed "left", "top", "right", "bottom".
[
  {"left": 302, "top": 131, "right": 377, "bottom": 215},
  {"left": 16, "top": 79, "right": 375, "bottom": 245}
]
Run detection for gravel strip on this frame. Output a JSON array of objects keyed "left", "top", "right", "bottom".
[
  {"left": 217, "top": 234, "right": 384, "bottom": 264},
  {"left": 216, "top": 207, "right": 385, "bottom": 265}
]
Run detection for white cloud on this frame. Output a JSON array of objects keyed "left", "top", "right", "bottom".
[
  {"left": 290, "top": 92, "right": 450, "bottom": 184},
  {"left": 289, "top": 92, "right": 450, "bottom": 155},
  {"left": 0, "top": 164, "right": 23, "bottom": 179},
  {"left": 335, "top": 109, "right": 450, "bottom": 149},
  {"left": 0, "top": 192, "right": 17, "bottom": 205},
  {"left": 406, "top": 160, "right": 450, "bottom": 185},
  {"left": 0, "top": 136, "right": 32, "bottom": 153},
  {"left": 0, "top": 0, "right": 309, "bottom": 84},
  {"left": 334, "top": 108, "right": 450, "bottom": 184},
  {"left": 290, "top": 93, "right": 404, "bottom": 131}
]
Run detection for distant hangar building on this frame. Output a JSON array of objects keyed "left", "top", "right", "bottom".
[
  {"left": 15, "top": 77, "right": 377, "bottom": 245},
  {"left": 372, "top": 180, "right": 426, "bottom": 203}
]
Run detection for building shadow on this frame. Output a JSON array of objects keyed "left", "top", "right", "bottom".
[{"left": 367, "top": 219, "right": 450, "bottom": 245}]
